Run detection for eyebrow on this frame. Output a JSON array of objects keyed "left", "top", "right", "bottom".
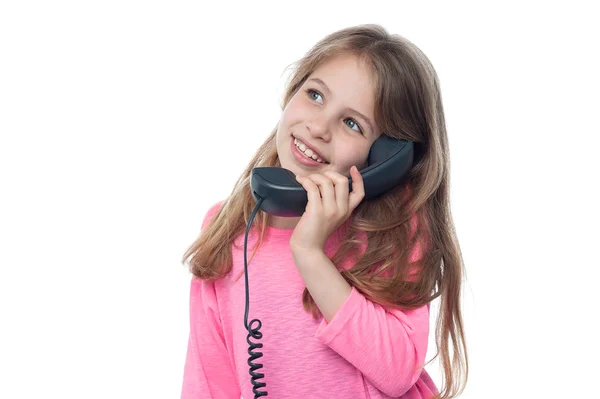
[{"left": 307, "top": 77, "right": 375, "bottom": 133}]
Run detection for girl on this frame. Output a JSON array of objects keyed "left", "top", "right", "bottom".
[{"left": 181, "top": 24, "right": 468, "bottom": 399}]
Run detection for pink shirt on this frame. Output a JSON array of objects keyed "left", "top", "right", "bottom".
[{"left": 181, "top": 202, "right": 439, "bottom": 398}]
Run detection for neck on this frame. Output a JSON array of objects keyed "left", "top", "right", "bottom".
[{"left": 268, "top": 214, "right": 301, "bottom": 229}]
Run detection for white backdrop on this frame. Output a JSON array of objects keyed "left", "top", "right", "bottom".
[{"left": 1, "top": 1, "right": 598, "bottom": 398}]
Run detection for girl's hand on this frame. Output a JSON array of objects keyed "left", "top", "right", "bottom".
[{"left": 289, "top": 166, "right": 364, "bottom": 254}]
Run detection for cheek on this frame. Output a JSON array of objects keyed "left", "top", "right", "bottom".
[
  {"left": 338, "top": 142, "right": 370, "bottom": 169},
  {"left": 276, "top": 104, "right": 297, "bottom": 140},
  {"left": 282, "top": 95, "right": 310, "bottom": 122},
  {"left": 276, "top": 108, "right": 293, "bottom": 139},
  {"left": 275, "top": 123, "right": 288, "bottom": 157}
]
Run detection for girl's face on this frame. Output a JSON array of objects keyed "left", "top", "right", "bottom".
[{"left": 276, "top": 54, "right": 381, "bottom": 178}]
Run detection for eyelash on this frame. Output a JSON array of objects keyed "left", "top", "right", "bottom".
[{"left": 305, "top": 89, "right": 364, "bottom": 134}]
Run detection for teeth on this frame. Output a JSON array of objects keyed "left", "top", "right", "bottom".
[{"left": 294, "top": 138, "right": 326, "bottom": 163}]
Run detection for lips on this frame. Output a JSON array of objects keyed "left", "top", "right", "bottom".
[{"left": 293, "top": 135, "right": 328, "bottom": 163}]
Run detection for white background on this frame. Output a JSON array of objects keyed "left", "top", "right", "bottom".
[{"left": 1, "top": 1, "right": 599, "bottom": 398}]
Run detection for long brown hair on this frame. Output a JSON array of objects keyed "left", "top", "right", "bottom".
[{"left": 182, "top": 24, "right": 468, "bottom": 398}]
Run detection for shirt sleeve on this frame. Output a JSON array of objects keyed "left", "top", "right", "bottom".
[
  {"left": 181, "top": 200, "right": 240, "bottom": 398},
  {"left": 181, "top": 277, "right": 241, "bottom": 399},
  {"left": 314, "top": 287, "right": 430, "bottom": 397},
  {"left": 314, "top": 230, "right": 430, "bottom": 397}
]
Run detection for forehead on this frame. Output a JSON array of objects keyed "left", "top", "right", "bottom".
[{"left": 308, "top": 54, "right": 376, "bottom": 112}]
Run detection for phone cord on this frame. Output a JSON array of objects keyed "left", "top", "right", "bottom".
[{"left": 244, "top": 197, "right": 268, "bottom": 397}]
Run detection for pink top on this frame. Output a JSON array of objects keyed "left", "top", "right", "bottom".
[{"left": 181, "top": 202, "right": 439, "bottom": 398}]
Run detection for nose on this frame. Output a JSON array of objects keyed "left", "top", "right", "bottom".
[{"left": 306, "top": 114, "right": 332, "bottom": 141}]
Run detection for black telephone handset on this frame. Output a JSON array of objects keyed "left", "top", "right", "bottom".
[
  {"left": 242, "top": 135, "right": 415, "bottom": 398},
  {"left": 250, "top": 135, "right": 415, "bottom": 216}
]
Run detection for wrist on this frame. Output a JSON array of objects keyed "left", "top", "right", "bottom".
[{"left": 290, "top": 246, "right": 327, "bottom": 265}]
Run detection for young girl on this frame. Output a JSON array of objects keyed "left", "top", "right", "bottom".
[{"left": 181, "top": 24, "right": 468, "bottom": 399}]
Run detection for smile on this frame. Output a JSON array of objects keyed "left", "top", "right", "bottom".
[{"left": 293, "top": 137, "right": 327, "bottom": 163}]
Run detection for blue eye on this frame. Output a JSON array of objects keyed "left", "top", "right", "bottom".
[
  {"left": 307, "top": 89, "right": 323, "bottom": 104},
  {"left": 345, "top": 118, "right": 362, "bottom": 133}
]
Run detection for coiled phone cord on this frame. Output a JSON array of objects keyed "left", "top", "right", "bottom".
[{"left": 244, "top": 196, "right": 268, "bottom": 397}]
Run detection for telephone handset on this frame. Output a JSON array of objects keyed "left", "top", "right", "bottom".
[
  {"left": 242, "top": 135, "right": 415, "bottom": 398},
  {"left": 250, "top": 135, "right": 415, "bottom": 216}
]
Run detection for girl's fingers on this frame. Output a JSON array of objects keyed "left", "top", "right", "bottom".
[
  {"left": 304, "top": 174, "right": 336, "bottom": 213},
  {"left": 347, "top": 166, "right": 365, "bottom": 211},
  {"left": 297, "top": 167, "right": 364, "bottom": 217},
  {"left": 296, "top": 175, "right": 322, "bottom": 209},
  {"left": 323, "top": 171, "right": 349, "bottom": 215}
]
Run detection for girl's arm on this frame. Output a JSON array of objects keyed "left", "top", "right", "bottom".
[
  {"left": 181, "top": 277, "right": 241, "bottom": 399},
  {"left": 293, "top": 249, "right": 429, "bottom": 398},
  {"left": 291, "top": 249, "right": 352, "bottom": 322}
]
